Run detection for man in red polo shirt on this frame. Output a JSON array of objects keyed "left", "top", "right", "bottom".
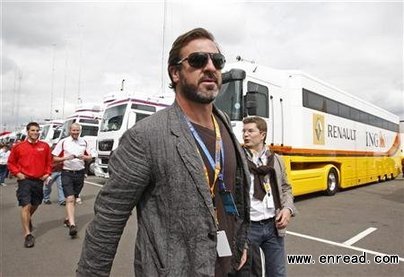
[{"left": 8, "top": 122, "right": 52, "bottom": 248}]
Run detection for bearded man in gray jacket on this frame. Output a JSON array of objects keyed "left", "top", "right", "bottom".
[{"left": 77, "top": 28, "right": 251, "bottom": 277}]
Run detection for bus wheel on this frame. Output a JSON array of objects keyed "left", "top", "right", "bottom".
[{"left": 325, "top": 168, "right": 338, "bottom": 196}]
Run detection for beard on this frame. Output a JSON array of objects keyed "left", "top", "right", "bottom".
[{"left": 179, "top": 71, "right": 222, "bottom": 104}]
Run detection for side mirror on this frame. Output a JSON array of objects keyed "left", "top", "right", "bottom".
[
  {"left": 245, "top": 92, "right": 258, "bottom": 115},
  {"left": 222, "top": 69, "right": 246, "bottom": 84}
]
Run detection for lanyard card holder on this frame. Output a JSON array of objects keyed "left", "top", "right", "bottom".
[{"left": 219, "top": 190, "right": 239, "bottom": 216}]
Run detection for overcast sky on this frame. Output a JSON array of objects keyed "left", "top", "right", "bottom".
[{"left": 1, "top": 0, "right": 403, "bottom": 131}]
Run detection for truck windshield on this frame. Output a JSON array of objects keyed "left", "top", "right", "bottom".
[
  {"left": 61, "top": 120, "right": 74, "bottom": 139},
  {"left": 100, "top": 104, "right": 126, "bottom": 132},
  {"left": 214, "top": 80, "right": 243, "bottom": 121},
  {"left": 40, "top": 125, "right": 50, "bottom": 140}
]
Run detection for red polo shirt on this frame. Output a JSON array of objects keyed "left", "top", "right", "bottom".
[{"left": 8, "top": 139, "right": 52, "bottom": 179}]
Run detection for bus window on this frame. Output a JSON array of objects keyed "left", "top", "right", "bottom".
[
  {"left": 326, "top": 99, "right": 339, "bottom": 116},
  {"left": 359, "top": 111, "right": 368, "bottom": 125},
  {"left": 303, "top": 89, "right": 325, "bottom": 112},
  {"left": 339, "top": 103, "right": 350, "bottom": 118}
]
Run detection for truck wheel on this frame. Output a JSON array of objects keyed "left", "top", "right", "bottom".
[{"left": 325, "top": 168, "right": 338, "bottom": 196}]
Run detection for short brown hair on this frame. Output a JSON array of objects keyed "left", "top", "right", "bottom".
[
  {"left": 167, "top": 28, "right": 219, "bottom": 90},
  {"left": 242, "top": 116, "right": 267, "bottom": 142},
  {"left": 26, "top": 122, "right": 40, "bottom": 131}
]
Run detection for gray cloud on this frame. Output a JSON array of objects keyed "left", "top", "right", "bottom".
[{"left": 1, "top": 1, "right": 403, "bottom": 131}]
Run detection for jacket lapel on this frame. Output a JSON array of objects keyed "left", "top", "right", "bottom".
[
  {"left": 168, "top": 103, "right": 216, "bottom": 221},
  {"left": 266, "top": 151, "right": 281, "bottom": 210}
]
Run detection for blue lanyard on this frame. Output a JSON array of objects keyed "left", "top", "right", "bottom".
[{"left": 184, "top": 115, "right": 226, "bottom": 194}]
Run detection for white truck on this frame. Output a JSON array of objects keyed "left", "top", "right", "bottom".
[
  {"left": 39, "top": 119, "right": 64, "bottom": 146},
  {"left": 94, "top": 94, "right": 174, "bottom": 178}
]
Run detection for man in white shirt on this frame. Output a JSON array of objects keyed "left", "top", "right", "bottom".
[
  {"left": 52, "top": 123, "right": 92, "bottom": 238},
  {"left": 242, "top": 116, "right": 296, "bottom": 277},
  {"left": 0, "top": 144, "right": 11, "bottom": 186}
]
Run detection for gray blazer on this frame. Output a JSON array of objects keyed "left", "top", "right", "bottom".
[
  {"left": 77, "top": 102, "right": 251, "bottom": 277},
  {"left": 264, "top": 151, "right": 297, "bottom": 237}
]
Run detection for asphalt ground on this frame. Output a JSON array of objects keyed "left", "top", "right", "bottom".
[{"left": 1, "top": 175, "right": 403, "bottom": 277}]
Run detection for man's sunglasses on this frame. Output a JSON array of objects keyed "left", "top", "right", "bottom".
[{"left": 177, "top": 52, "right": 226, "bottom": 70}]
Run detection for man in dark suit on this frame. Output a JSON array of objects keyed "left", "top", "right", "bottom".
[{"left": 77, "top": 28, "right": 251, "bottom": 277}]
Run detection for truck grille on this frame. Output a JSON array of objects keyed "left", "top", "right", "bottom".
[{"left": 98, "top": 139, "right": 113, "bottom": 151}]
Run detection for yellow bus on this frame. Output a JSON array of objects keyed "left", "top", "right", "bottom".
[{"left": 215, "top": 60, "right": 401, "bottom": 196}]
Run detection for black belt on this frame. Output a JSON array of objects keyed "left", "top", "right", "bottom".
[
  {"left": 63, "top": 169, "right": 85, "bottom": 173},
  {"left": 251, "top": 217, "right": 275, "bottom": 225}
]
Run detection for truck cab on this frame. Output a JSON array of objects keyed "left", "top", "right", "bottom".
[{"left": 95, "top": 94, "right": 173, "bottom": 178}]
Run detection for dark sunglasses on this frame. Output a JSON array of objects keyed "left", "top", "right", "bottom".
[{"left": 177, "top": 52, "right": 226, "bottom": 70}]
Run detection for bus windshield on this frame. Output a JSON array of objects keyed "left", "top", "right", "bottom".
[
  {"left": 100, "top": 104, "right": 126, "bottom": 132},
  {"left": 214, "top": 80, "right": 243, "bottom": 121}
]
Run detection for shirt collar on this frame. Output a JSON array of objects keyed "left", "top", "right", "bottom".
[
  {"left": 245, "top": 144, "right": 268, "bottom": 160},
  {"left": 69, "top": 136, "right": 79, "bottom": 142},
  {"left": 27, "top": 139, "right": 38, "bottom": 144}
]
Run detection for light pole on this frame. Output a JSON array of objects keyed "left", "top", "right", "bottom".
[
  {"left": 77, "top": 24, "right": 83, "bottom": 104},
  {"left": 63, "top": 42, "right": 69, "bottom": 118},
  {"left": 50, "top": 43, "right": 56, "bottom": 119}
]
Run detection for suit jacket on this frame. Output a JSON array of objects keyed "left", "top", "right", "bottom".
[{"left": 77, "top": 102, "right": 251, "bottom": 277}]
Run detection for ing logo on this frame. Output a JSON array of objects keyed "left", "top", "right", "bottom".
[{"left": 313, "top": 114, "right": 325, "bottom": 145}]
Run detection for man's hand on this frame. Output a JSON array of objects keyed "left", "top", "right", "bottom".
[
  {"left": 40, "top": 174, "right": 50, "bottom": 181},
  {"left": 276, "top": 208, "right": 292, "bottom": 229},
  {"left": 43, "top": 176, "right": 52, "bottom": 185},
  {"left": 237, "top": 248, "right": 248, "bottom": 270},
  {"left": 65, "top": 155, "right": 75, "bottom": 160},
  {"left": 16, "top": 173, "right": 25, "bottom": 180}
]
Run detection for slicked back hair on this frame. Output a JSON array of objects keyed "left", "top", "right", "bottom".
[{"left": 167, "top": 28, "right": 219, "bottom": 90}]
